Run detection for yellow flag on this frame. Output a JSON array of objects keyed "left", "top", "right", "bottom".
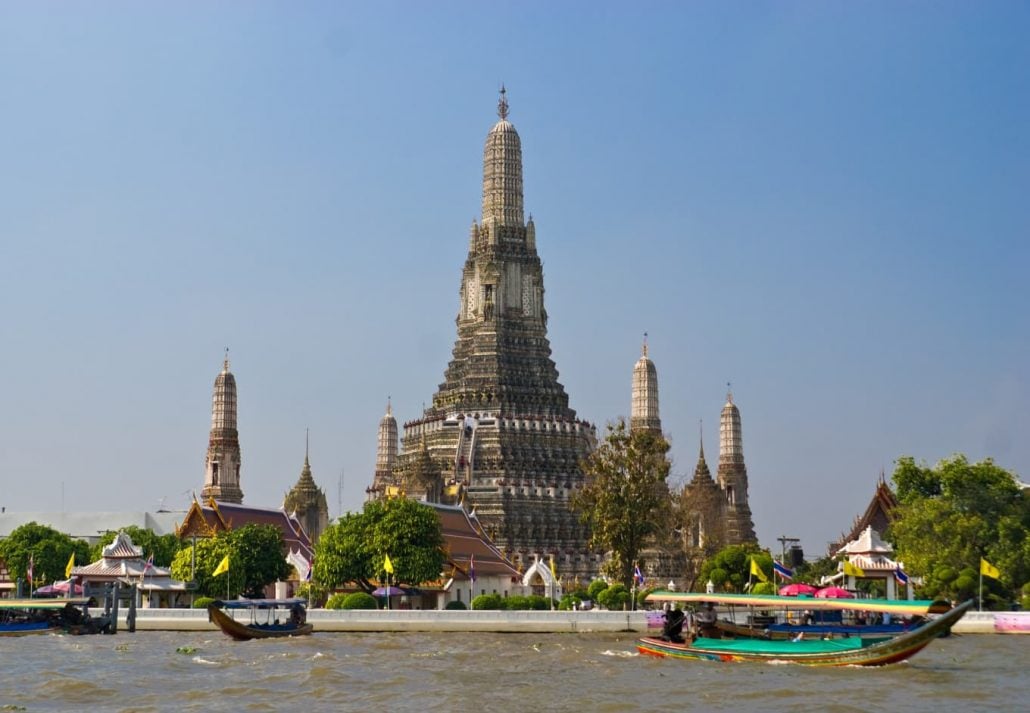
[
  {"left": 980, "top": 558, "right": 1000, "bottom": 580},
  {"left": 212, "top": 554, "right": 230, "bottom": 577},
  {"left": 749, "top": 558, "right": 768, "bottom": 583},
  {"left": 65, "top": 553, "right": 75, "bottom": 579},
  {"left": 384, "top": 554, "right": 395, "bottom": 574},
  {"left": 843, "top": 560, "right": 865, "bottom": 577},
  {"left": 549, "top": 555, "right": 556, "bottom": 578}
]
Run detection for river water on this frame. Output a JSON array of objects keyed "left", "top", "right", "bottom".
[{"left": 1, "top": 631, "right": 1026, "bottom": 712}]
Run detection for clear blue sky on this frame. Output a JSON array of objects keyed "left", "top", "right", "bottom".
[{"left": 2, "top": 2, "right": 1027, "bottom": 557}]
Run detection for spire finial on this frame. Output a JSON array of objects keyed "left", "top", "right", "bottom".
[
  {"left": 699, "top": 419, "right": 705, "bottom": 459},
  {"left": 386, "top": 396, "right": 392, "bottom": 417},
  {"left": 726, "top": 381, "right": 733, "bottom": 403},
  {"left": 223, "top": 347, "right": 230, "bottom": 372},
  {"left": 497, "top": 84, "right": 509, "bottom": 120},
  {"left": 305, "top": 427, "right": 310, "bottom": 464},
  {"left": 642, "top": 332, "right": 649, "bottom": 358}
]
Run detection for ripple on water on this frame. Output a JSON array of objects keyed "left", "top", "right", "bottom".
[{"left": 1, "top": 630, "right": 1026, "bottom": 713}]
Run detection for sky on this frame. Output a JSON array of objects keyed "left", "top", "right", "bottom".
[{"left": 1, "top": 1, "right": 1028, "bottom": 558}]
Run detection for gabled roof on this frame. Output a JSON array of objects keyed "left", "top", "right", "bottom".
[
  {"left": 71, "top": 531, "right": 176, "bottom": 583},
  {"left": 829, "top": 475, "right": 898, "bottom": 554},
  {"left": 174, "top": 497, "right": 313, "bottom": 560},
  {"left": 426, "top": 502, "right": 520, "bottom": 580},
  {"left": 837, "top": 525, "right": 893, "bottom": 556}
]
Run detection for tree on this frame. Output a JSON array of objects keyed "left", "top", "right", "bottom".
[
  {"left": 89, "top": 526, "right": 179, "bottom": 566},
  {"left": 571, "top": 420, "right": 672, "bottom": 588},
  {"left": 697, "top": 544, "right": 771, "bottom": 593},
  {"left": 888, "top": 455, "right": 1030, "bottom": 608},
  {"left": 170, "top": 524, "right": 290, "bottom": 599},
  {"left": 0, "top": 522, "right": 91, "bottom": 588},
  {"left": 313, "top": 498, "right": 445, "bottom": 592}
]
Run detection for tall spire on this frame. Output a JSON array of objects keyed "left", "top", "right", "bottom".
[
  {"left": 717, "top": 386, "right": 756, "bottom": 544},
  {"left": 481, "top": 86, "right": 524, "bottom": 229},
  {"left": 373, "top": 398, "right": 399, "bottom": 491},
  {"left": 284, "top": 429, "right": 329, "bottom": 543},
  {"left": 202, "top": 352, "right": 244, "bottom": 503},
  {"left": 497, "top": 84, "right": 509, "bottom": 120},
  {"left": 631, "top": 334, "right": 661, "bottom": 434}
]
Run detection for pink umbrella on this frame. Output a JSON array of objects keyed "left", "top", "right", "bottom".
[
  {"left": 779, "top": 583, "right": 818, "bottom": 596},
  {"left": 33, "top": 580, "right": 85, "bottom": 597},
  {"left": 814, "top": 586, "right": 855, "bottom": 599}
]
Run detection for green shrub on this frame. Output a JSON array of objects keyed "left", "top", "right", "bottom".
[
  {"left": 472, "top": 593, "right": 503, "bottom": 610},
  {"left": 597, "top": 583, "right": 629, "bottom": 610},
  {"left": 341, "top": 592, "right": 378, "bottom": 610},
  {"left": 527, "top": 595, "right": 551, "bottom": 610},
  {"left": 192, "top": 597, "right": 216, "bottom": 609},
  {"left": 503, "top": 594, "right": 531, "bottom": 610},
  {"left": 445, "top": 600, "right": 467, "bottom": 610},
  {"left": 751, "top": 582, "right": 775, "bottom": 595},
  {"left": 558, "top": 593, "right": 581, "bottom": 610},
  {"left": 587, "top": 579, "right": 608, "bottom": 600},
  {"left": 325, "top": 593, "right": 348, "bottom": 610}
]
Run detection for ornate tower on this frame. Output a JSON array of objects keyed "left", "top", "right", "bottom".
[
  {"left": 717, "top": 388, "right": 756, "bottom": 544},
  {"left": 385, "top": 89, "right": 599, "bottom": 577},
  {"left": 683, "top": 431, "right": 724, "bottom": 549},
  {"left": 368, "top": 400, "right": 399, "bottom": 499},
  {"left": 630, "top": 335, "right": 661, "bottom": 434},
  {"left": 202, "top": 352, "right": 244, "bottom": 504},
  {"left": 284, "top": 432, "right": 330, "bottom": 544}
]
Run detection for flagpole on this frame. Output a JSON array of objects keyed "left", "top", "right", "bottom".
[{"left": 978, "top": 570, "right": 982, "bottom": 612}]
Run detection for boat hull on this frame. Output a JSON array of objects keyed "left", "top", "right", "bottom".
[
  {"left": 209, "top": 606, "right": 313, "bottom": 641},
  {"left": 0, "top": 621, "right": 61, "bottom": 636},
  {"left": 638, "top": 599, "right": 971, "bottom": 667}
]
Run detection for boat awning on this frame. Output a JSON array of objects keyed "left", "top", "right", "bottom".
[
  {"left": 644, "top": 591, "right": 951, "bottom": 617},
  {"left": 211, "top": 598, "right": 307, "bottom": 610},
  {"left": 0, "top": 598, "right": 93, "bottom": 610}
]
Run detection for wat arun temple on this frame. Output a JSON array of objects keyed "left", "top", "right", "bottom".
[{"left": 366, "top": 90, "right": 756, "bottom": 579}]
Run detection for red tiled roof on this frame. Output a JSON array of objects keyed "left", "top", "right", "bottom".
[
  {"left": 428, "top": 503, "right": 520, "bottom": 579},
  {"left": 203, "top": 500, "right": 314, "bottom": 560}
]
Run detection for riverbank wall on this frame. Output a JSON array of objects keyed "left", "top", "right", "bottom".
[
  {"left": 91, "top": 607, "right": 1028, "bottom": 634},
  {"left": 96, "top": 608, "right": 653, "bottom": 633}
]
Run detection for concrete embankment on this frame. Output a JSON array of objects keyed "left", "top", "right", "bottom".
[
  {"left": 94, "top": 607, "right": 1028, "bottom": 634},
  {"left": 96, "top": 608, "right": 653, "bottom": 633}
]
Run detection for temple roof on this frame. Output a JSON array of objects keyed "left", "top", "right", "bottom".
[
  {"left": 829, "top": 475, "right": 898, "bottom": 554},
  {"left": 837, "top": 525, "right": 893, "bottom": 556},
  {"left": 427, "top": 502, "right": 520, "bottom": 580},
  {"left": 175, "top": 497, "right": 314, "bottom": 560}
]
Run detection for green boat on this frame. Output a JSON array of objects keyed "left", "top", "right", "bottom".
[{"left": 637, "top": 596, "right": 971, "bottom": 666}]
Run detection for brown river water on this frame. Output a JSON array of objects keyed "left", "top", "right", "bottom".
[{"left": 1, "top": 631, "right": 1026, "bottom": 712}]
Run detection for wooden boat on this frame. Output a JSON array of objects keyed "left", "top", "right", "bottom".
[
  {"left": 637, "top": 595, "right": 971, "bottom": 666},
  {"left": 652, "top": 591, "right": 952, "bottom": 640},
  {"left": 709, "top": 594, "right": 952, "bottom": 640},
  {"left": 208, "top": 598, "right": 312, "bottom": 641},
  {"left": 0, "top": 598, "right": 107, "bottom": 636}
]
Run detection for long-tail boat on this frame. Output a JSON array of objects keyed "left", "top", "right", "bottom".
[
  {"left": 688, "top": 592, "right": 954, "bottom": 640},
  {"left": 0, "top": 598, "right": 107, "bottom": 636},
  {"left": 637, "top": 593, "right": 971, "bottom": 666},
  {"left": 208, "top": 598, "right": 312, "bottom": 641}
]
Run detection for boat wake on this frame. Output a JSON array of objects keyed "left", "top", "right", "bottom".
[{"left": 601, "top": 649, "right": 638, "bottom": 658}]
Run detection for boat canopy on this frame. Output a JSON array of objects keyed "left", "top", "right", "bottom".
[
  {"left": 0, "top": 598, "right": 93, "bottom": 610},
  {"left": 644, "top": 591, "right": 951, "bottom": 616},
  {"left": 210, "top": 598, "right": 307, "bottom": 610}
]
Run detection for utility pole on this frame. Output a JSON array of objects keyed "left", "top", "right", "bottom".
[
  {"left": 338, "top": 468, "right": 344, "bottom": 519},
  {"left": 777, "top": 535, "right": 800, "bottom": 566}
]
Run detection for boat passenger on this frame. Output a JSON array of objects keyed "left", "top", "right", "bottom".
[{"left": 697, "top": 603, "right": 718, "bottom": 637}]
